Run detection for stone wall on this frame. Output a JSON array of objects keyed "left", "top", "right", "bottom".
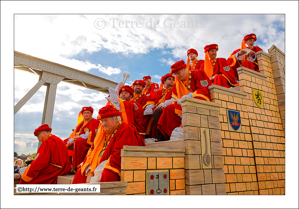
[
  {"left": 119, "top": 46, "right": 285, "bottom": 196},
  {"left": 267, "top": 46, "right": 285, "bottom": 130}
]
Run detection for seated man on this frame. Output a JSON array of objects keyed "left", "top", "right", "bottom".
[
  {"left": 107, "top": 85, "right": 145, "bottom": 137},
  {"left": 198, "top": 44, "right": 239, "bottom": 88},
  {"left": 227, "top": 33, "right": 263, "bottom": 79},
  {"left": 142, "top": 76, "right": 159, "bottom": 97},
  {"left": 19, "top": 124, "right": 71, "bottom": 184},
  {"left": 131, "top": 80, "right": 149, "bottom": 107},
  {"left": 186, "top": 48, "right": 201, "bottom": 70},
  {"left": 143, "top": 73, "right": 175, "bottom": 139},
  {"left": 64, "top": 107, "right": 99, "bottom": 172},
  {"left": 157, "top": 60, "right": 212, "bottom": 141},
  {"left": 72, "top": 106, "right": 145, "bottom": 183}
]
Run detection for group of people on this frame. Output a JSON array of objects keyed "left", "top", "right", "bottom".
[{"left": 17, "top": 33, "right": 262, "bottom": 185}]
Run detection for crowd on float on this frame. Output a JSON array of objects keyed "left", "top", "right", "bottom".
[{"left": 17, "top": 33, "right": 262, "bottom": 185}]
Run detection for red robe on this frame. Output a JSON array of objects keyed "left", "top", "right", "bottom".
[
  {"left": 142, "top": 82, "right": 159, "bottom": 97},
  {"left": 157, "top": 70, "right": 212, "bottom": 140},
  {"left": 189, "top": 59, "right": 201, "bottom": 70},
  {"left": 131, "top": 92, "right": 149, "bottom": 108},
  {"left": 198, "top": 58, "right": 239, "bottom": 88},
  {"left": 72, "top": 123, "right": 145, "bottom": 183},
  {"left": 227, "top": 46, "right": 263, "bottom": 79},
  {"left": 64, "top": 118, "right": 99, "bottom": 171},
  {"left": 119, "top": 99, "right": 145, "bottom": 136},
  {"left": 19, "top": 135, "right": 71, "bottom": 184},
  {"left": 143, "top": 87, "right": 173, "bottom": 137}
]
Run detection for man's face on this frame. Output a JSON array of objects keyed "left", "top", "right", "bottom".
[
  {"left": 208, "top": 49, "right": 217, "bottom": 60},
  {"left": 144, "top": 79, "right": 151, "bottom": 86},
  {"left": 134, "top": 84, "right": 144, "bottom": 94},
  {"left": 83, "top": 110, "right": 92, "bottom": 120},
  {"left": 164, "top": 77, "right": 174, "bottom": 88},
  {"left": 245, "top": 38, "right": 255, "bottom": 48},
  {"left": 37, "top": 131, "right": 47, "bottom": 142},
  {"left": 16, "top": 161, "right": 22, "bottom": 167},
  {"left": 100, "top": 117, "right": 118, "bottom": 133},
  {"left": 174, "top": 68, "right": 187, "bottom": 81},
  {"left": 120, "top": 91, "right": 132, "bottom": 101},
  {"left": 188, "top": 53, "right": 197, "bottom": 61}
]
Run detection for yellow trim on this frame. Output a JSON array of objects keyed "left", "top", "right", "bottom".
[
  {"left": 222, "top": 74, "right": 239, "bottom": 87},
  {"left": 228, "top": 54, "right": 236, "bottom": 67},
  {"left": 143, "top": 101, "right": 155, "bottom": 109},
  {"left": 21, "top": 164, "right": 33, "bottom": 182},
  {"left": 118, "top": 99, "right": 128, "bottom": 124},
  {"left": 175, "top": 109, "right": 182, "bottom": 116},
  {"left": 86, "top": 131, "right": 93, "bottom": 145},
  {"left": 192, "top": 92, "right": 210, "bottom": 102},
  {"left": 104, "top": 158, "right": 121, "bottom": 176}
]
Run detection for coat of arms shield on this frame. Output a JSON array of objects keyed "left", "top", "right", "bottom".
[
  {"left": 253, "top": 89, "right": 263, "bottom": 107},
  {"left": 228, "top": 110, "right": 241, "bottom": 131},
  {"left": 200, "top": 80, "right": 208, "bottom": 87}
]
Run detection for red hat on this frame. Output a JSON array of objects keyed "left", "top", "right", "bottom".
[
  {"left": 161, "top": 73, "right": 175, "bottom": 83},
  {"left": 243, "top": 33, "right": 257, "bottom": 41},
  {"left": 81, "top": 106, "right": 93, "bottom": 114},
  {"left": 204, "top": 44, "right": 218, "bottom": 53},
  {"left": 132, "top": 80, "right": 146, "bottom": 87},
  {"left": 170, "top": 60, "right": 187, "bottom": 73},
  {"left": 97, "top": 105, "right": 122, "bottom": 120},
  {"left": 187, "top": 48, "right": 198, "bottom": 56},
  {"left": 119, "top": 85, "right": 134, "bottom": 96},
  {"left": 143, "top": 76, "right": 151, "bottom": 80},
  {"left": 34, "top": 124, "right": 52, "bottom": 136}
]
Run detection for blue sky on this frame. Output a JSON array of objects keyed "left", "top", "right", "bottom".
[{"left": 14, "top": 14, "right": 285, "bottom": 155}]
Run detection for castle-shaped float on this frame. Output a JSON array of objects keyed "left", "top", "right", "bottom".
[{"left": 14, "top": 45, "right": 285, "bottom": 195}]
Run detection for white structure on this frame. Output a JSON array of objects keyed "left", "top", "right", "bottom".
[{"left": 14, "top": 51, "right": 117, "bottom": 133}]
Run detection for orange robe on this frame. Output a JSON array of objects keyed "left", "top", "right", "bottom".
[
  {"left": 19, "top": 134, "right": 71, "bottom": 184},
  {"left": 157, "top": 70, "right": 212, "bottom": 140},
  {"left": 64, "top": 118, "right": 99, "bottom": 171},
  {"left": 227, "top": 46, "right": 263, "bottom": 79},
  {"left": 198, "top": 58, "right": 239, "bottom": 88},
  {"left": 72, "top": 123, "right": 145, "bottom": 183}
]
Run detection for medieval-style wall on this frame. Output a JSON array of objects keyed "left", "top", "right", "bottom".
[{"left": 267, "top": 46, "right": 285, "bottom": 130}]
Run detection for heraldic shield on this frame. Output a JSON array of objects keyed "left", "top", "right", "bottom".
[
  {"left": 146, "top": 170, "right": 169, "bottom": 195},
  {"left": 253, "top": 89, "right": 263, "bottom": 107},
  {"left": 228, "top": 110, "right": 241, "bottom": 131}
]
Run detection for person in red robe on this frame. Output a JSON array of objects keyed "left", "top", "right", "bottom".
[
  {"left": 186, "top": 48, "right": 201, "bottom": 71},
  {"left": 198, "top": 44, "right": 239, "bottom": 88},
  {"left": 227, "top": 33, "right": 263, "bottom": 79},
  {"left": 131, "top": 80, "right": 149, "bottom": 107},
  {"left": 142, "top": 75, "right": 159, "bottom": 97},
  {"left": 106, "top": 85, "right": 145, "bottom": 137},
  {"left": 72, "top": 106, "right": 145, "bottom": 183},
  {"left": 143, "top": 73, "right": 175, "bottom": 139},
  {"left": 19, "top": 124, "right": 71, "bottom": 184},
  {"left": 64, "top": 106, "right": 99, "bottom": 172},
  {"left": 157, "top": 60, "right": 212, "bottom": 141}
]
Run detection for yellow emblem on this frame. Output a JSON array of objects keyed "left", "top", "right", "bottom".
[
  {"left": 84, "top": 128, "right": 89, "bottom": 132},
  {"left": 253, "top": 89, "right": 263, "bottom": 107}
]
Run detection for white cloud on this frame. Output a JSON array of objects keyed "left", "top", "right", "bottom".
[
  {"left": 152, "top": 75, "right": 161, "bottom": 80},
  {"left": 159, "top": 58, "right": 175, "bottom": 66}
]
